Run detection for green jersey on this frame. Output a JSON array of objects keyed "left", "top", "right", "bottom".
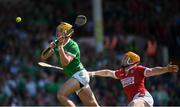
[{"left": 54, "top": 39, "right": 84, "bottom": 77}]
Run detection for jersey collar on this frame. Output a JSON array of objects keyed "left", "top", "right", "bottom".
[
  {"left": 125, "top": 64, "right": 136, "bottom": 72},
  {"left": 63, "top": 38, "right": 70, "bottom": 47}
]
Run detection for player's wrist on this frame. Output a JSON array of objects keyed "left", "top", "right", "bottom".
[
  {"left": 49, "top": 42, "right": 55, "bottom": 49},
  {"left": 58, "top": 45, "right": 63, "bottom": 50}
]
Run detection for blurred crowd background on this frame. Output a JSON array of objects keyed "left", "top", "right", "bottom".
[{"left": 0, "top": 0, "right": 180, "bottom": 106}]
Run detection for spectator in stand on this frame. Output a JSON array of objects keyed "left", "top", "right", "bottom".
[{"left": 144, "top": 37, "right": 157, "bottom": 67}]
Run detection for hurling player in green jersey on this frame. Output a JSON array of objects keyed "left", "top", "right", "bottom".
[{"left": 41, "top": 22, "right": 99, "bottom": 106}]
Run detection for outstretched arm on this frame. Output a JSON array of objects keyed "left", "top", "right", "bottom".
[
  {"left": 89, "top": 69, "right": 118, "bottom": 79},
  {"left": 145, "top": 64, "right": 178, "bottom": 77}
]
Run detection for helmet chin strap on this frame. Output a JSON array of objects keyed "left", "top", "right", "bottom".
[
  {"left": 126, "top": 57, "right": 133, "bottom": 65},
  {"left": 125, "top": 64, "right": 136, "bottom": 72},
  {"left": 121, "top": 57, "right": 139, "bottom": 72},
  {"left": 121, "top": 58, "right": 133, "bottom": 68}
]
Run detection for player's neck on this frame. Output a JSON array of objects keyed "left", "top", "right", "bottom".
[
  {"left": 125, "top": 64, "right": 136, "bottom": 72},
  {"left": 63, "top": 38, "right": 70, "bottom": 46}
]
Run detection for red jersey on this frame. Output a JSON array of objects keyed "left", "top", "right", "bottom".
[{"left": 115, "top": 65, "right": 147, "bottom": 102}]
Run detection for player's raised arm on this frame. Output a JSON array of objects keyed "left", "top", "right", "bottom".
[
  {"left": 145, "top": 63, "right": 179, "bottom": 77},
  {"left": 89, "top": 69, "right": 118, "bottom": 79},
  {"left": 40, "top": 42, "right": 55, "bottom": 61}
]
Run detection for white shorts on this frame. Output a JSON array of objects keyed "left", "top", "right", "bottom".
[
  {"left": 129, "top": 91, "right": 154, "bottom": 106},
  {"left": 72, "top": 69, "right": 90, "bottom": 95}
]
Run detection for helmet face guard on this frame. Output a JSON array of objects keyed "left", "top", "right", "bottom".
[{"left": 121, "top": 51, "right": 140, "bottom": 68}]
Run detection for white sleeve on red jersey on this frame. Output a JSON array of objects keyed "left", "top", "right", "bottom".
[
  {"left": 137, "top": 65, "right": 150, "bottom": 77},
  {"left": 144, "top": 67, "right": 151, "bottom": 77}
]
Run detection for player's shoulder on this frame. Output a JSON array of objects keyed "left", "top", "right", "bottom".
[
  {"left": 70, "top": 39, "right": 79, "bottom": 47},
  {"left": 136, "top": 65, "right": 145, "bottom": 68},
  {"left": 65, "top": 39, "right": 78, "bottom": 48},
  {"left": 116, "top": 67, "right": 124, "bottom": 73},
  {"left": 70, "top": 38, "right": 76, "bottom": 44},
  {"left": 133, "top": 65, "right": 146, "bottom": 71}
]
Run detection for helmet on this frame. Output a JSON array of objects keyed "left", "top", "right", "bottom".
[
  {"left": 121, "top": 51, "right": 140, "bottom": 67},
  {"left": 125, "top": 51, "right": 140, "bottom": 64},
  {"left": 57, "top": 22, "right": 73, "bottom": 37}
]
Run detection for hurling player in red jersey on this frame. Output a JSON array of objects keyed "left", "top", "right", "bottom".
[{"left": 89, "top": 51, "right": 178, "bottom": 106}]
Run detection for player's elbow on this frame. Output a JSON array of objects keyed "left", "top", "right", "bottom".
[
  {"left": 61, "top": 62, "right": 69, "bottom": 67},
  {"left": 105, "top": 70, "right": 115, "bottom": 77},
  {"left": 61, "top": 60, "right": 70, "bottom": 67},
  {"left": 145, "top": 68, "right": 162, "bottom": 77},
  {"left": 61, "top": 55, "right": 74, "bottom": 67}
]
